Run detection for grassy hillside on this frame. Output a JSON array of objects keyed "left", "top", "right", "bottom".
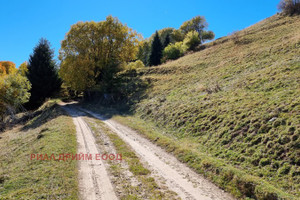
[
  {"left": 125, "top": 14, "right": 299, "bottom": 198},
  {"left": 0, "top": 101, "right": 78, "bottom": 199}
]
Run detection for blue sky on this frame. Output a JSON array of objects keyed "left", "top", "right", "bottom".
[{"left": 0, "top": 0, "right": 279, "bottom": 67}]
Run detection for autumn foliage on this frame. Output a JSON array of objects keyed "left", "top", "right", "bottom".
[
  {"left": 59, "top": 16, "right": 141, "bottom": 93},
  {"left": 0, "top": 61, "right": 31, "bottom": 127},
  {"left": 0, "top": 61, "right": 17, "bottom": 76}
]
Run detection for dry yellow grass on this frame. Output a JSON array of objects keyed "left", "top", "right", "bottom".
[{"left": 0, "top": 101, "right": 78, "bottom": 199}]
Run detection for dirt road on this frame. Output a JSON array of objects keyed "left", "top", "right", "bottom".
[
  {"left": 63, "top": 106, "right": 118, "bottom": 200},
  {"left": 64, "top": 104, "right": 235, "bottom": 200}
]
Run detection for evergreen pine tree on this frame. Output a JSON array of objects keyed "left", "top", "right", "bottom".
[
  {"left": 163, "top": 33, "right": 171, "bottom": 48},
  {"left": 149, "top": 31, "right": 163, "bottom": 66},
  {"left": 26, "top": 38, "right": 61, "bottom": 108}
]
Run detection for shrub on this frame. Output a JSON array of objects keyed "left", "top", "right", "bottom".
[
  {"left": 202, "top": 31, "right": 215, "bottom": 41},
  {"left": 183, "top": 31, "right": 201, "bottom": 51},
  {"left": 278, "top": 0, "right": 300, "bottom": 15},
  {"left": 0, "top": 73, "right": 31, "bottom": 123},
  {"left": 162, "top": 42, "right": 186, "bottom": 61},
  {"left": 124, "top": 60, "right": 145, "bottom": 70}
]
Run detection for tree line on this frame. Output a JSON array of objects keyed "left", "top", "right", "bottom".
[
  {"left": 0, "top": 39, "right": 61, "bottom": 128},
  {"left": 138, "top": 15, "right": 215, "bottom": 67},
  {"left": 1, "top": 0, "right": 298, "bottom": 126},
  {"left": 58, "top": 15, "right": 215, "bottom": 98},
  {"left": 3, "top": 15, "right": 214, "bottom": 120}
]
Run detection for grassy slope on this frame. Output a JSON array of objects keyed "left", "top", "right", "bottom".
[
  {"left": 0, "top": 101, "right": 78, "bottom": 199},
  {"left": 129, "top": 14, "right": 299, "bottom": 198}
]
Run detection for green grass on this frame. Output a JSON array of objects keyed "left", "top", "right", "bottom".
[
  {"left": 0, "top": 101, "right": 78, "bottom": 199},
  {"left": 85, "top": 14, "right": 300, "bottom": 200}
]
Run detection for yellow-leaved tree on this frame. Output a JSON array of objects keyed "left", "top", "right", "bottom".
[
  {"left": 18, "top": 61, "right": 28, "bottom": 76},
  {"left": 0, "top": 61, "right": 31, "bottom": 127},
  {"left": 59, "top": 16, "right": 141, "bottom": 93},
  {"left": 0, "top": 61, "right": 17, "bottom": 76}
]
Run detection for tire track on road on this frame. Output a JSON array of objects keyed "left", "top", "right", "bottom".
[
  {"left": 81, "top": 107, "right": 235, "bottom": 200},
  {"left": 64, "top": 106, "right": 118, "bottom": 200}
]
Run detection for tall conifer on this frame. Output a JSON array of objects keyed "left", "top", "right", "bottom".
[
  {"left": 149, "top": 31, "right": 163, "bottom": 66},
  {"left": 27, "top": 38, "right": 61, "bottom": 108}
]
